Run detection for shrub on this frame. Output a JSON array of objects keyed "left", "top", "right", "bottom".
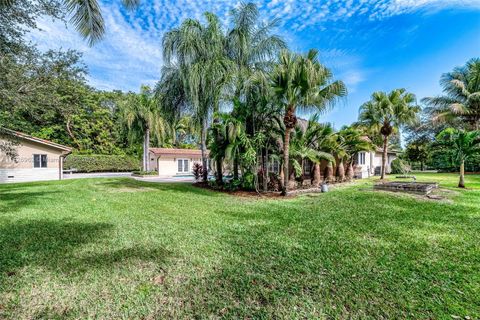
[
  {"left": 132, "top": 170, "right": 158, "bottom": 176},
  {"left": 224, "top": 178, "right": 242, "bottom": 191},
  {"left": 192, "top": 163, "right": 203, "bottom": 180},
  {"left": 391, "top": 158, "right": 411, "bottom": 174},
  {"left": 241, "top": 172, "right": 255, "bottom": 190},
  {"left": 64, "top": 154, "right": 140, "bottom": 173}
]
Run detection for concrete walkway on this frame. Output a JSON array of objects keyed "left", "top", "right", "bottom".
[{"left": 64, "top": 172, "right": 195, "bottom": 183}]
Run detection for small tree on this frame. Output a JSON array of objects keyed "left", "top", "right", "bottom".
[{"left": 436, "top": 128, "right": 480, "bottom": 188}]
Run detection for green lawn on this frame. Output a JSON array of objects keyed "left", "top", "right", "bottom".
[{"left": 0, "top": 174, "right": 479, "bottom": 319}]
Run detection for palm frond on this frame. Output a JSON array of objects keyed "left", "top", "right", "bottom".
[{"left": 66, "top": 0, "right": 105, "bottom": 46}]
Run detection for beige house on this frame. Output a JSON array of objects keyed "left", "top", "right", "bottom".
[
  {"left": 0, "top": 129, "right": 72, "bottom": 183},
  {"left": 149, "top": 148, "right": 206, "bottom": 177},
  {"left": 354, "top": 148, "right": 398, "bottom": 178}
]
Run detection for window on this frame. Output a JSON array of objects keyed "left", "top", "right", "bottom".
[
  {"left": 177, "top": 159, "right": 189, "bottom": 173},
  {"left": 268, "top": 159, "right": 280, "bottom": 173},
  {"left": 33, "top": 154, "right": 48, "bottom": 168},
  {"left": 358, "top": 152, "right": 366, "bottom": 165},
  {"left": 303, "top": 160, "right": 312, "bottom": 175}
]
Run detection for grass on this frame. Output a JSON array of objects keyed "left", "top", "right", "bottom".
[{"left": 0, "top": 173, "right": 479, "bottom": 319}]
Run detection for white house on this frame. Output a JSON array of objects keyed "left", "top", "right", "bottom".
[
  {"left": 0, "top": 129, "right": 72, "bottom": 183},
  {"left": 354, "top": 147, "right": 398, "bottom": 178},
  {"left": 148, "top": 148, "right": 206, "bottom": 177}
]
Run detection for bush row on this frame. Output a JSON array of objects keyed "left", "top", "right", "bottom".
[{"left": 64, "top": 154, "right": 140, "bottom": 173}]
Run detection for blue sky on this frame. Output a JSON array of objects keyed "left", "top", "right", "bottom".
[{"left": 30, "top": 0, "right": 480, "bottom": 128}]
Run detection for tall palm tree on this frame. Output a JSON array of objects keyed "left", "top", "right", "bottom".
[
  {"left": 162, "top": 13, "right": 233, "bottom": 181},
  {"left": 121, "top": 85, "right": 165, "bottom": 172},
  {"left": 358, "top": 89, "right": 420, "bottom": 179},
  {"left": 226, "top": 2, "right": 285, "bottom": 98},
  {"left": 270, "top": 49, "right": 346, "bottom": 195},
  {"left": 423, "top": 58, "right": 480, "bottom": 130},
  {"left": 1, "top": 0, "right": 140, "bottom": 45},
  {"left": 436, "top": 128, "right": 480, "bottom": 188}
]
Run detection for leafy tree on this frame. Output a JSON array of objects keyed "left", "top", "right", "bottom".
[
  {"left": 423, "top": 58, "right": 480, "bottom": 130},
  {"left": 436, "top": 128, "right": 480, "bottom": 188},
  {"left": 270, "top": 49, "right": 346, "bottom": 195},
  {"left": 121, "top": 85, "right": 166, "bottom": 171},
  {"left": 405, "top": 138, "right": 431, "bottom": 171},
  {"left": 358, "top": 89, "right": 420, "bottom": 179}
]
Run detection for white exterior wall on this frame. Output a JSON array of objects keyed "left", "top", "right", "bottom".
[
  {"left": 354, "top": 151, "right": 397, "bottom": 179},
  {"left": 0, "top": 137, "right": 67, "bottom": 183},
  {"left": 0, "top": 168, "right": 59, "bottom": 183},
  {"left": 150, "top": 154, "right": 202, "bottom": 177}
]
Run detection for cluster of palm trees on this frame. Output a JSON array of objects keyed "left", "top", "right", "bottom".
[
  {"left": 152, "top": 3, "right": 357, "bottom": 195},
  {"left": 119, "top": 3, "right": 424, "bottom": 195},
  {"left": 116, "top": 3, "right": 477, "bottom": 190}
]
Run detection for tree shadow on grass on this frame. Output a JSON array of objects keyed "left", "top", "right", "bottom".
[
  {"left": 0, "top": 220, "right": 172, "bottom": 292},
  {"left": 0, "top": 186, "right": 62, "bottom": 214},
  {"left": 94, "top": 178, "right": 226, "bottom": 198}
]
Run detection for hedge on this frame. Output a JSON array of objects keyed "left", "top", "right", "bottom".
[{"left": 64, "top": 154, "right": 140, "bottom": 173}]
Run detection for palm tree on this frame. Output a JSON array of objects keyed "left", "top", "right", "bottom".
[
  {"left": 436, "top": 128, "right": 480, "bottom": 188},
  {"left": 162, "top": 13, "right": 233, "bottom": 182},
  {"left": 335, "top": 127, "right": 373, "bottom": 181},
  {"left": 289, "top": 115, "right": 335, "bottom": 186},
  {"left": 270, "top": 49, "right": 346, "bottom": 195},
  {"left": 121, "top": 85, "right": 165, "bottom": 172},
  {"left": 423, "top": 58, "right": 480, "bottom": 130},
  {"left": 358, "top": 89, "right": 420, "bottom": 179},
  {"left": 226, "top": 2, "right": 285, "bottom": 98},
  {"left": 1, "top": 0, "right": 140, "bottom": 45}
]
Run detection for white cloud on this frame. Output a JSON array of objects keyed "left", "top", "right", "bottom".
[{"left": 27, "top": 0, "right": 480, "bottom": 91}]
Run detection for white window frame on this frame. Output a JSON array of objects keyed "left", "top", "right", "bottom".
[
  {"left": 33, "top": 154, "right": 48, "bottom": 168},
  {"left": 358, "top": 152, "right": 366, "bottom": 165},
  {"left": 177, "top": 158, "right": 189, "bottom": 173}
]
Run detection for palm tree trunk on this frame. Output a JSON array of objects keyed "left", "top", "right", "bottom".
[
  {"left": 312, "top": 163, "right": 321, "bottom": 187},
  {"left": 346, "top": 160, "right": 354, "bottom": 181},
  {"left": 282, "top": 106, "right": 296, "bottom": 196},
  {"left": 216, "top": 157, "right": 223, "bottom": 185},
  {"left": 324, "top": 162, "right": 333, "bottom": 183},
  {"left": 381, "top": 135, "right": 388, "bottom": 179},
  {"left": 459, "top": 159, "right": 465, "bottom": 188},
  {"left": 233, "top": 156, "right": 239, "bottom": 180},
  {"left": 145, "top": 127, "right": 150, "bottom": 172},
  {"left": 264, "top": 155, "right": 269, "bottom": 192},
  {"left": 201, "top": 119, "right": 208, "bottom": 182},
  {"left": 337, "top": 159, "right": 345, "bottom": 182},
  {"left": 282, "top": 126, "right": 292, "bottom": 196}
]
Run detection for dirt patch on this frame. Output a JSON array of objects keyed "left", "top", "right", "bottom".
[
  {"left": 192, "top": 182, "right": 354, "bottom": 198},
  {"left": 193, "top": 182, "right": 287, "bottom": 199}
]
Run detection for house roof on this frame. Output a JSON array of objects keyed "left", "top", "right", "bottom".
[
  {"left": 1, "top": 128, "right": 72, "bottom": 152},
  {"left": 149, "top": 148, "right": 207, "bottom": 157}
]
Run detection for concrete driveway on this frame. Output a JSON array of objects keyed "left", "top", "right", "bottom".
[{"left": 64, "top": 172, "right": 195, "bottom": 183}]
